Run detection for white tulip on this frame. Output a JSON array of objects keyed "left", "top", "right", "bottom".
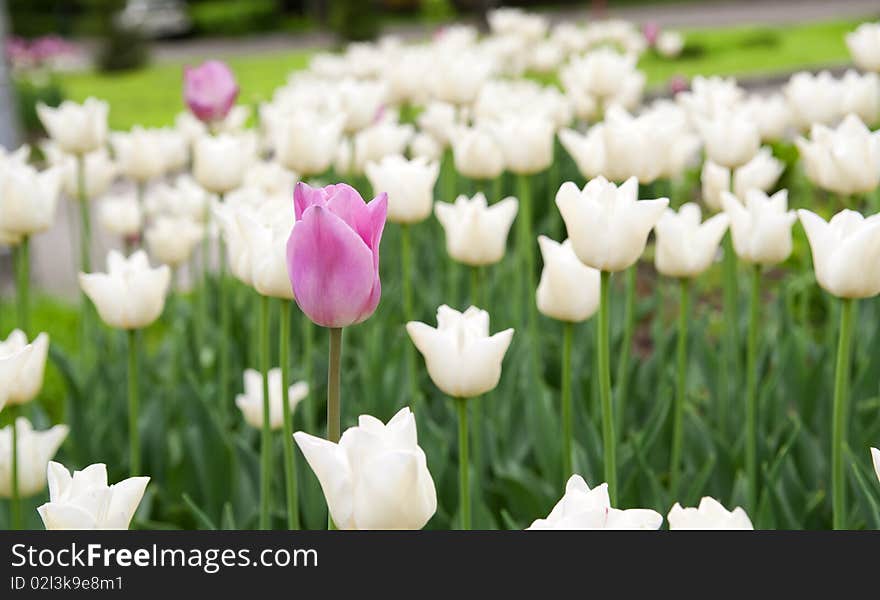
[
  {"left": 488, "top": 7, "right": 548, "bottom": 41},
  {"left": 242, "top": 161, "right": 297, "bottom": 198},
  {"left": 273, "top": 112, "right": 343, "bottom": 176},
  {"left": 0, "top": 341, "right": 34, "bottom": 412},
  {"left": 37, "top": 97, "right": 108, "bottom": 155},
  {"left": 560, "top": 48, "right": 645, "bottom": 109},
  {"left": 872, "top": 447, "right": 880, "bottom": 483},
  {"left": 337, "top": 79, "right": 387, "bottom": 133},
  {"left": 98, "top": 194, "right": 143, "bottom": 237},
  {"left": 79, "top": 250, "right": 171, "bottom": 329},
  {"left": 0, "top": 162, "right": 62, "bottom": 236},
  {"left": 527, "top": 475, "right": 663, "bottom": 530},
  {"left": 722, "top": 189, "right": 797, "bottom": 266},
  {"left": 353, "top": 120, "right": 414, "bottom": 175},
  {"left": 193, "top": 133, "right": 255, "bottom": 194},
  {"left": 236, "top": 369, "right": 308, "bottom": 431},
  {"left": 798, "top": 208, "right": 880, "bottom": 299},
  {"left": 490, "top": 115, "right": 555, "bottom": 175},
  {"left": 0, "top": 418, "right": 68, "bottom": 498},
  {"left": 667, "top": 497, "right": 753, "bottom": 530},
  {"left": 37, "top": 462, "right": 149, "bottom": 530},
  {"left": 841, "top": 69, "right": 880, "bottom": 125},
  {"left": 676, "top": 75, "right": 744, "bottom": 123},
  {"left": 407, "top": 305, "right": 514, "bottom": 398},
  {"left": 144, "top": 175, "right": 212, "bottom": 222},
  {"left": 742, "top": 93, "right": 791, "bottom": 142},
  {"left": 428, "top": 50, "right": 494, "bottom": 105},
  {"left": 847, "top": 22, "right": 880, "bottom": 72},
  {"left": 784, "top": 71, "right": 843, "bottom": 130},
  {"left": 145, "top": 216, "right": 204, "bottom": 268},
  {"left": 556, "top": 177, "right": 669, "bottom": 272},
  {"left": 536, "top": 236, "right": 600, "bottom": 323},
  {"left": 409, "top": 132, "right": 442, "bottom": 162},
  {"left": 111, "top": 127, "right": 168, "bottom": 183},
  {"left": 656, "top": 30, "right": 684, "bottom": 58},
  {"left": 654, "top": 203, "right": 729, "bottom": 278},
  {"left": 0, "top": 331, "right": 49, "bottom": 405},
  {"left": 417, "top": 102, "right": 457, "bottom": 146},
  {"left": 43, "top": 144, "right": 118, "bottom": 199},
  {"left": 700, "top": 160, "right": 731, "bottom": 212},
  {"left": 294, "top": 407, "right": 437, "bottom": 530},
  {"left": 697, "top": 111, "right": 760, "bottom": 168},
  {"left": 213, "top": 202, "right": 255, "bottom": 285},
  {"left": 237, "top": 205, "right": 296, "bottom": 299},
  {"left": 434, "top": 193, "right": 518, "bottom": 266},
  {"left": 558, "top": 127, "right": 605, "bottom": 180},
  {"left": 365, "top": 154, "right": 439, "bottom": 224},
  {"left": 732, "top": 147, "right": 784, "bottom": 200},
  {"left": 451, "top": 124, "right": 505, "bottom": 180},
  {"left": 796, "top": 114, "right": 880, "bottom": 196}
]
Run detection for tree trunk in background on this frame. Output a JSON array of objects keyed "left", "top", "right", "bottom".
[{"left": 0, "top": 0, "right": 21, "bottom": 150}]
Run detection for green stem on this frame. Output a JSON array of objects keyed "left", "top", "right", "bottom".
[
  {"left": 326, "top": 327, "right": 343, "bottom": 530},
  {"left": 615, "top": 265, "right": 636, "bottom": 436},
  {"left": 492, "top": 174, "right": 503, "bottom": 203},
  {"left": 443, "top": 148, "right": 456, "bottom": 201},
  {"left": 76, "top": 154, "right": 91, "bottom": 273},
  {"left": 470, "top": 266, "right": 482, "bottom": 307},
  {"left": 745, "top": 264, "right": 761, "bottom": 513},
  {"left": 832, "top": 297, "right": 855, "bottom": 530},
  {"left": 719, "top": 234, "right": 738, "bottom": 440},
  {"left": 218, "top": 234, "right": 229, "bottom": 427},
  {"left": 669, "top": 278, "right": 690, "bottom": 496},
  {"left": 401, "top": 224, "right": 418, "bottom": 406},
  {"left": 597, "top": 271, "right": 617, "bottom": 503},
  {"left": 516, "top": 173, "right": 540, "bottom": 382},
  {"left": 128, "top": 329, "right": 140, "bottom": 476},
  {"left": 259, "top": 295, "right": 272, "bottom": 530},
  {"left": 561, "top": 321, "right": 574, "bottom": 480},
  {"left": 456, "top": 396, "right": 471, "bottom": 530},
  {"left": 15, "top": 236, "right": 30, "bottom": 334},
  {"left": 10, "top": 410, "right": 20, "bottom": 529},
  {"left": 279, "top": 301, "right": 299, "bottom": 530},
  {"left": 302, "top": 318, "right": 315, "bottom": 433}
]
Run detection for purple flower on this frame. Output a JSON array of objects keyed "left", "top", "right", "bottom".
[
  {"left": 286, "top": 182, "right": 387, "bottom": 328},
  {"left": 183, "top": 60, "right": 239, "bottom": 123}
]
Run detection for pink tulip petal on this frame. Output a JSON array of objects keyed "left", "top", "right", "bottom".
[{"left": 184, "top": 60, "right": 238, "bottom": 123}]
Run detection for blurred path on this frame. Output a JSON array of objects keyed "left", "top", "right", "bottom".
[{"left": 150, "top": 0, "right": 880, "bottom": 62}]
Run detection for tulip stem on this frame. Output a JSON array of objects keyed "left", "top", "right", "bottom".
[
  {"left": 492, "top": 174, "right": 503, "bottom": 203},
  {"left": 401, "top": 224, "right": 419, "bottom": 406},
  {"left": 615, "top": 265, "right": 636, "bottom": 436},
  {"left": 15, "top": 236, "right": 30, "bottom": 334},
  {"left": 832, "top": 297, "right": 855, "bottom": 530},
  {"left": 279, "top": 300, "right": 300, "bottom": 530},
  {"left": 516, "top": 173, "right": 540, "bottom": 383},
  {"left": 470, "top": 266, "right": 482, "bottom": 307},
  {"left": 719, "top": 234, "right": 738, "bottom": 440},
  {"left": 456, "top": 396, "right": 471, "bottom": 530},
  {"left": 259, "top": 294, "right": 272, "bottom": 530},
  {"left": 302, "top": 318, "right": 315, "bottom": 434},
  {"left": 561, "top": 321, "right": 574, "bottom": 480},
  {"left": 218, "top": 235, "right": 229, "bottom": 426},
  {"left": 745, "top": 264, "right": 761, "bottom": 514},
  {"left": 77, "top": 154, "right": 93, "bottom": 369},
  {"left": 443, "top": 148, "right": 456, "bottom": 200},
  {"left": 326, "top": 327, "right": 343, "bottom": 530},
  {"left": 669, "top": 277, "right": 690, "bottom": 497},
  {"left": 10, "top": 410, "right": 20, "bottom": 530},
  {"left": 597, "top": 271, "right": 617, "bottom": 503},
  {"left": 128, "top": 329, "right": 141, "bottom": 476}
]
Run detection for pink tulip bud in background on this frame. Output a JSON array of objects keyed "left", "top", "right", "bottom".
[
  {"left": 183, "top": 60, "right": 239, "bottom": 124},
  {"left": 287, "top": 182, "right": 387, "bottom": 328},
  {"left": 643, "top": 22, "right": 660, "bottom": 46}
]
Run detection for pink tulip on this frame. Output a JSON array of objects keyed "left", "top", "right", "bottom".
[
  {"left": 287, "top": 182, "right": 387, "bottom": 328},
  {"left": 183, "top": 60, "right": 239, "bottom": 123},
  {"left": 643, "top": 22, "right": 660, "bottom": 46}
]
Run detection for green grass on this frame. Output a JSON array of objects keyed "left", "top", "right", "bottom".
[{"left": 55, "top": 17, "right": 866, "bottom": 131}]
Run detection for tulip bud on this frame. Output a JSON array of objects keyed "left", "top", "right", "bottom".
[
  {"left": 847, "top": 22, "right": 880, "bottom": 73},
  {"left": 183, "top": 60, "right": 239, "bottom": 124},
  {"left": 273, "top": 112, "right": 344, "bottom": 177},
  {"left": 0, "top": 331, "right": 49, "bottom": 406},
  {"left": 536, "top": 236, "right": 600, "bottom": 323},
  {"left": 286, "top": 182, "right": 387, "bottom": 328},
  {"left": 490, "top": 115, "right": 555, "bottom": 175},
  {"left": 79, "top": 250, "right": 171, "bottom": 330},
  {"left": 0, "top": 341, "right": 34, "bottom": 412},
  {"left": 236, "top": 369, "right": 308, "bottom": 431},
  {"left": 696, "top": 111, "right": 761, "bottom": 169},
  {"left": 721, "top": 189, "right": 796, "bottom": 265},
  {"left": 353, "top": 120, "right": 414, "bottom": 175},
  {"left": 527, "top": 475, "right": 662, "bottom": 530},
  {"left": 417, "top": 102, "right": 457, "bottom": 146},
  {"left": 193, "top": 133, "right": 255, "bottom": 194},
  {"left": 407, "top": 305, "right": 514, "bottom": 398},
  {"left": 36, "top": 97, "right": 108, "bottom": 155},
  {"left": 434, "top": 193, "right": 518, "bottom": 266},
  {"left": 0, "top": 418, "right": 68, "bottom": 498},
  {"left": 366, "top": 154, "right": 439, "bottom": 225},
  {"left": 741, "top": 93, "right": 791, "bottom": 142},
  {"left": 700, "top": 160, "right": 731, "bottom": 212},
  {"left": 556, "top": 176, "right": 669, "bottom": 272},
  {"left": 98, "top": 194, "right": 143, "bottom": 238},
  {"left": 656, "top": 30, "right": 684, "bottom": 58},
  {"left": 294, "top": 407, "right": 437, "bottom": 530},
  {"left": 798, "top": 208, "right": 880, "bottom": 299},
  {"left": 667, "top": 497, "right": 753, "bottom": 530},
  {"left": 0, "top": 162, "right": 62, "bottom": 237},
  {"left": 145, "top": 215, "right": 204, "bottom": 268},
  {"left": 239, "top": 205, "right": 296, "bottom": 299},
  {"left": 409, "top": 132, "right": 442, "bottom": 162},
  {"left": 37, "top": 462, "right": 149, "bottom": 530},
  {"left": 654, "top": 203, "right": 729, "bottom": 279},
  {"left": 451, "top": 125, "right": 505, "bottom": 180},
  {"left": 111, "top": 127, "right": 169, "bottom": 183}
]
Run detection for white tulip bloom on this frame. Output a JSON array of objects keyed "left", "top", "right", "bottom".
[
  {"left": 294, "top": 407, "right": 437, "bottom": 530},
  {"left": 451, "top": 124, "right": 505, "bottom": 180},
  {"left": 0, "top": 418, "right": 68, "bottom": 498},
  {"left": 784, "top": 71, "right": 843, "bottom": 130},
  {"left": 417, "top": 102, "right": 457, "bottom": 146},
  {"left": 0, "top": 341, "right": 34, "bottom": 412},
  {"left": 237, "top": 205, "right": 296, "bottom": 299},
  {"left": 798, "top": 208, "right": 880, "bottom": 299},
  {"left": 273, "top": 111, "right": 343, "bottom": 176},
  {"left": 352, "top": 120, "right": 414, "bottom": 175},
  {"left": 236, "top": 369, "right": 308, "bottom": 431},
  {"left": 98, "top": 194, "right": 143, "bottom": 237},
  {"left": 722, "top": 189, "right": 797, "bottom": 266},
  {"left": 676, "top": 75, "right": 744, "bottom": 122},
  {"left": 654, "top": 203, "right": 729, "bottom": 279},
  {"left": 490, "top": 115, "right": 555, "bottom": 175},
  {"left": 732, "top": 147, "right": 784, "bottom": 200},
  {"left": 667, "top": 497, "right": 754, "bottom": 530},
  {"left": 536, "top": 236, "right": 600, "bottom": 323},
  {"left": 528, "top": 475, "right": 663, "bottom": 530},
  {"left": 742, "top": 93, "right": 791, "bottom": 142},
  {"left": 847, "top": 22, "right": 880, "bottom": 72},
  {"left": 43, "top": 144, "right": 118, "bottom": 200},
  {"left": 428, "top": 50, "right": 495, "bottom": 105},
  {"left": 145, "top": 215, "right": 204, "bottom": 268},
  {"left": 488, "top": 7, "right": 548, "bottom": 42},
  {"left": 242, "top": 161, "right": 297, "bottom": 198},
  {"left": 37, "top": 462, "right": 149, "bottom": 530},
  {"left": 0, "top": 162, "right": 62, "bottom": 237},
  {"left": 871, "top": 447, "right": 880, "bottom": 483},
  {"left": 656, "top": 30, "right": 684, "bottom": 58},
  {"left": 365, "top": 154, "right": 439, "bottom": 224},
  {"left": 407, "top": 305, "right": 514, "bottom": 398},
  {"left": 144, "top": 175, "right": 212, "bottom": 223},
  {"left": 111, "top": 127, "right": 168, "bottom": 183},
  {"left": 434, "top": 193, "right": 518, "bottom": 266},
  {"left": 796, "top": 114, "right": 880, "bottom": 196},
  {"left": 193, "top": 133, "right": 255, "bottom": 194},
  {"left": 0, "top": 331, "right": 49, "bottom": 406},
  {"left": 79, "top": 250, "right": 171, "bottom": 329},
  {"left": 560, "top": 48, "right": 645, "bottom": 110},
  {"left": 213, "top": 202, "right": 256, "bottom": 285},
  {"left": 701, "top": 160, "right": 731, "bottom": 212},
  {"left": 409, "top": 132, "right": 442, "bottom": 162},
  {"left": 841, "top": 69, "right": 880, "bottom": 126},
  {"left": 697, "top": 111, "right": 760, "bottom": 169},
  {"left": 556, "top": 177, "right": 668, "bottom": 272},
  {"left": 37, "top": 97, "right": 108, "bottom": 155}
]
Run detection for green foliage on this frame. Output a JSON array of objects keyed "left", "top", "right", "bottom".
[
  {"left": 13, "top": 75, "right": 65, "bottom": 136},
  {"left": 330, "top": 0, "right": 381, "bottom": 42},
  {"left": 189, "top": 0, "right": 280, "bottom": 37}
]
